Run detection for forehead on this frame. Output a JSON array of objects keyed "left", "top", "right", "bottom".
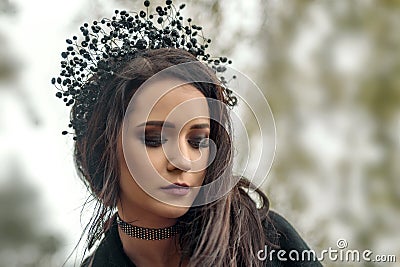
[{"left": 127, "top": 78, "right": 210, "bottom": 125}]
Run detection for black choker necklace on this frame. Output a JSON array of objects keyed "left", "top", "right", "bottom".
[{"left": 116, "top": 214, "right": 182, "bottom": 241}]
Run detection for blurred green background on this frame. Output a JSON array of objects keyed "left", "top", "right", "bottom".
[{"left": 0, "top": 0, "right": 399, "bottom": 266}]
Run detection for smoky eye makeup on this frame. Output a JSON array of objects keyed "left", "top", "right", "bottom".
[
  {"left": 187, "top": 136, "right": 210, "bottom": 148},
  {"left": 140, "top": 132, "right": 210, "bottom": 149},
  {"left": 187, "top": 130, "right": 210, "bottom": 149},
  {"left": 136, "top": 122, "right": 210, "bottom": 148},
  {"left": 135, "top": 121, "right": 173, "bottom": 148},
  {"left": 138, "top": 127, "right": 168, "bottom": 148}
]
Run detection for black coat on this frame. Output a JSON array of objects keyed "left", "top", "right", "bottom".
[{"left": 82, "top": 210, "right": 323, "bottom": 267}]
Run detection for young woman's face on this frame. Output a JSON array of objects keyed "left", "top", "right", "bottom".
[{"left": 118, "top": 79, "right": 210, "bottom": 223}]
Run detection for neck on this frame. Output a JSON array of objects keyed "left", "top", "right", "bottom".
[
  {"left": 118, "top": 202, "right": 178, "bottom": 229},
  {"left": 116, "top": 214, "right": 182, "bottom": 240},
  {"left": 118, "top": 227, "right": 184, "bottom": 266},
  {"left": 116, "top": 206, "right": 186, "bottom": 266}
]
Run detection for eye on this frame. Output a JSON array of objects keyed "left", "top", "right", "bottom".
[
  {"left": 188, "top": 136, "right": 209, "bottom": 149},
  {"left": 140, "top": 135, "right": 167, "bottom": 147}
]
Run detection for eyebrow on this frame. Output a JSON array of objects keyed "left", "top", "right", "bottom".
[
  {"left": 136, "top": 121, "right": 210, "bottom": 129},
  {"left": 136, "top": 121, "right": 175, "bottom": 128},
  {"left": 189, "top": 123, "right": 210, "bottom": 130}
]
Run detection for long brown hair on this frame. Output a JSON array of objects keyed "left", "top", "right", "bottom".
[{"left": 73, "top": 48, "right": 271, "bottom": 266}]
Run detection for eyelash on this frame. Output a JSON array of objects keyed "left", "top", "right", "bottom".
[
  {"left": 139, "top": 135, "right": 167, "bottom": 147},
  {"left": 188, "top": 136, "right": 210, "bottom": 148},
  {"left": 141, "top": 135, "right": 209, "bottom": 149}
]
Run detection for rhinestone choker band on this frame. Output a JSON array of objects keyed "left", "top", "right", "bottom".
[{"left": 116, "top": 214, "right": 182, "bottom": 241}]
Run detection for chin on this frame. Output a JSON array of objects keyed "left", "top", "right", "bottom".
[{"left": 156, "top": 202, "right": 191, "bottom": 219}]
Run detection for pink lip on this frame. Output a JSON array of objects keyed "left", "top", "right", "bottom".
[{"left": 161, "top": 183, "right": 190, "bottom": 196}]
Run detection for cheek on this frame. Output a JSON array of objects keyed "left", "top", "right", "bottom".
[
  {"left": 145, "top": 148, "right": 167, "bottom": 169},
  {"left": 195, "top": 148, "right": 210, "bottom": 175},
  {"left": 199, "top": 170, "right": 207, "bottom": 185},
  {"left": 196, "top": 154, "right": 209, "bottom": 186},
  {"left": 122, "top": 139, "right": 167, "bottom": 189}
]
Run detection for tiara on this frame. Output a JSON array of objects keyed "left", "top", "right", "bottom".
[{"left": 51, "top": 0, "right": 237, "bottom": 140}]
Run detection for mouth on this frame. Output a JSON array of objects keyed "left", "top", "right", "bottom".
[{"left": 160, "top": 183, "right": 191, "bottom": 196}]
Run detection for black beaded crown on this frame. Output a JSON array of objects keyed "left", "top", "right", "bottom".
[{"left": 52, "top": 0, "right": 237, "bottom": 140}]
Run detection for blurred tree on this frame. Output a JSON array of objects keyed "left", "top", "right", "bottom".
[
  {"left": 0, "top": 0, "right": 39, "bottom": 125},
  {"left": 0, "top": 0, "right": 16, "bottom": 14},
  {"left": 0, "top": 160, "right": 63, "bottom": 267},
  {"left": 255, "top": 1, "right": 400, "bottom": 266},
  {"left": 0, "top": 0, "right": 64, "bottom": 266},
  {"left": 0, "top": 0, "right": 17, "bottom": 82}
]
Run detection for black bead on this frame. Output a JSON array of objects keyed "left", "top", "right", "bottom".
[
  {"left": 135, "top": 39, "right": 147, "bottom": 49},
  {"left": 144, "top": 0, "right": 150, "bottom": 7},
  {"left": 216, "top": 66, "right": 226, "bottom": 72}
]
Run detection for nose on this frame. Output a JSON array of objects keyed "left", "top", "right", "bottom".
[{"left": 166, "top": 137, "right": 192, "bottom": 172}]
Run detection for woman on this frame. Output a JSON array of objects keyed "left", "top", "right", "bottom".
[{"left": 53, "top": 1, "right": 323, "bottom": 266}]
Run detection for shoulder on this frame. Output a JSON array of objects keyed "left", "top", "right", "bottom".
[
  {"left": 262, "top": 210, "right": 324, "bottom": 266},
  {"left": 266, "top": 210, "right": 311, "bottom": 251}
]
